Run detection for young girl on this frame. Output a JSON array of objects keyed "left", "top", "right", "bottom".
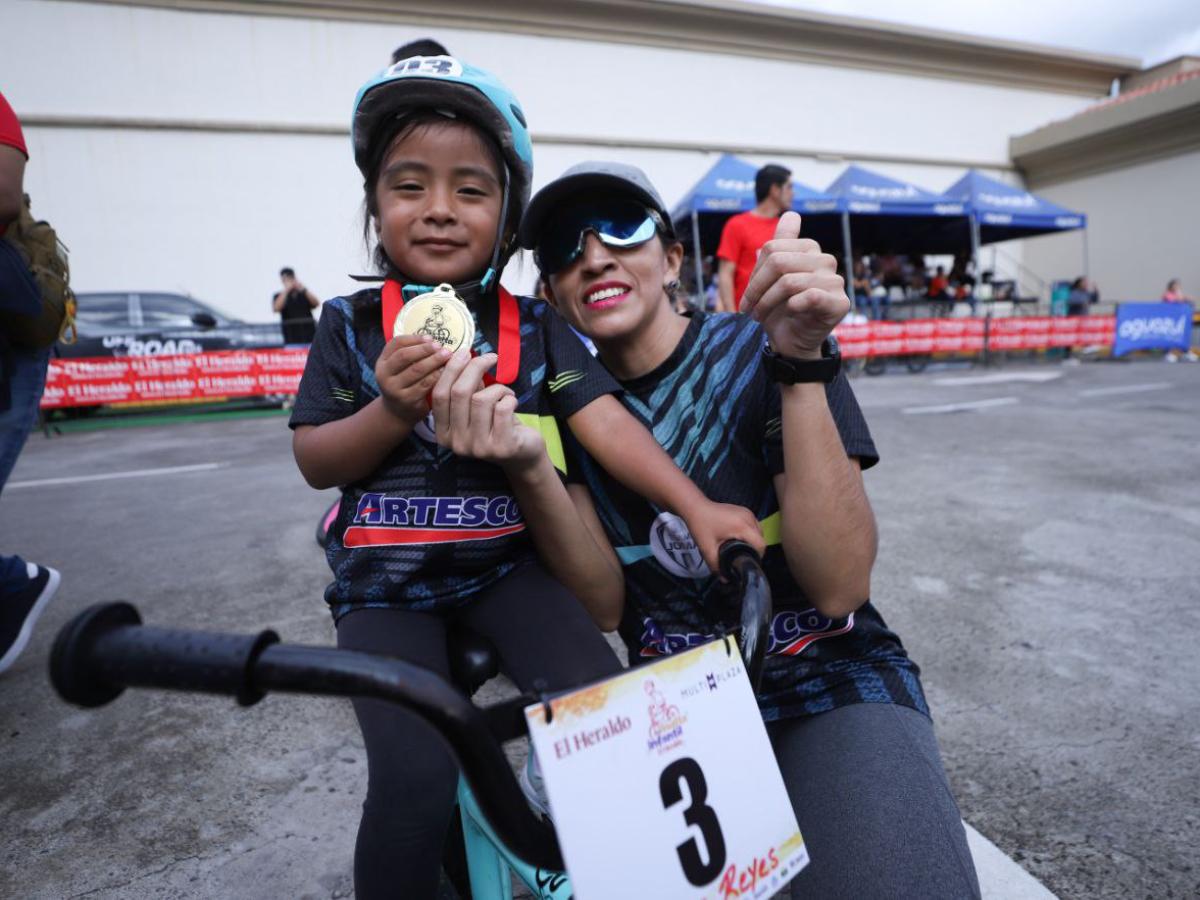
[{"left": 288, "top": 58, "right": 762, "bottom": 898}]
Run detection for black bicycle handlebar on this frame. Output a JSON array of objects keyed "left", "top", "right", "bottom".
[
  {"left": 49, "top": 602, "right": 564, "bottom": 871},
  {"left": 717, "top": 540, "right": 773, "bottom": 691},
  {"left": 48, "top": 545, "right": 768, "bottom": 874}
]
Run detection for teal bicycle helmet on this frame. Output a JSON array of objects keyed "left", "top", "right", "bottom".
[
  {"left": 352, "top": 56, "right": 533, "bottom": 293},
  {"left": 354, "top": 55, "right": 531, "bottom": 212}
]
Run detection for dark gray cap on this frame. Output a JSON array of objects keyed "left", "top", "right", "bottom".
[{"left": 518, "top": 160, "right": 673, "bottom": 250}]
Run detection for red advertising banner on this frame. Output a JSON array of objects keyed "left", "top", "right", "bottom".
[
  {"left": 41, "top": 348, "right": 309, "bottom": 409},
  {"left": 833, "top": 316, "right": 1115, "bottom": 359}
]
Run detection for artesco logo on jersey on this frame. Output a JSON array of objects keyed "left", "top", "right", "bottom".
[
  {"left": 638, "top": 609, "right": 855, "bottom": 658},
  {"left": 649, "top": 512, "right": 710, "bottom": 579},
  {"left": 342, "top": 492, "right": 524, "bottom": 547}
]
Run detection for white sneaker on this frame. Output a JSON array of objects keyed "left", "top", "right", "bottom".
[
  {"left": 1186, "top": 351, "right": 1199, "bottom": 362},
  {"left": 519, "top": 749, "right": 553, "bottom": 821},
  {"left": 1165, "top": 351, "right": 1179, "bottom": 363}
]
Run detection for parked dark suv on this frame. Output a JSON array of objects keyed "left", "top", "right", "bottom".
[{"left": 60, "top": 291, "right": 283, "bottom": 358}]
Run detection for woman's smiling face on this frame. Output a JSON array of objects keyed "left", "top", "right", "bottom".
[
  {"left": 372, "top": 119, "right": 504, "bottom": 286},
  {"left": 545, "top": 230, "right": 683, "bottom": 347}
]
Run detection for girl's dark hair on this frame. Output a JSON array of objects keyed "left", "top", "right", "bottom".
[{"left": 360, "top": 110, "right": 520, "bottom": 279}]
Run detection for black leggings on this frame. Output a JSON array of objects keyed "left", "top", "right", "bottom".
[{"left": 336, "top": 562, "right": 622, "bottom": 900}]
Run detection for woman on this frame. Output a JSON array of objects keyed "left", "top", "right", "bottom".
[{"left": 518, "top": 161, "right": 981, "bottom": 899}]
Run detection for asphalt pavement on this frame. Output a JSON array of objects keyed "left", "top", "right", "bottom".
[{"left": 1, "top": 356, "right": 1197, "bottom": 899}]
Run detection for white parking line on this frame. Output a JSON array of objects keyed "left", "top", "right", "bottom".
[
  {"left": 1078, "top": 382, "right": 1172, "bottom": 398},
  {"left": 934, "top": 372, "right": 1063, "bottom": 387},
  {"left": 965, "top": 823, "right": 1059, "bottom": 899},
  {"left": 902, "top": 397, "right": 1020, "bottom": 415},
  {"left": 7, "top": 462, "right": 225, "bottom": 489}
]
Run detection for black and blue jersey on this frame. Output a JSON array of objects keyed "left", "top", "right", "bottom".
[
  {"left": 290, "top": 287, "right": 619, "bottom": 620},
  {"left": 565, "top": 311, "right": 928, "bottom": 722}
]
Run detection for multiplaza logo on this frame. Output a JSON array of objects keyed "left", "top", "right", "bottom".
[
  {"left": 680, "top": 661, "right": 743, "bottom": 699},
  {"left": 649, "top": 512, "right": 710, "bottom": 579},
  {"left": 341, "top": 492, "right": 525, "bottom": 547}
]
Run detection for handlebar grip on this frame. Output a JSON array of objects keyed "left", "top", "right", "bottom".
[
  {"left": 51, "top": 602, "right": 279, "bottom": 708},
  {"left": 717, "top": 539, "right": 759, "bottom": 581},
  {"left": 716, "top": 540, "right": 773, "bottom": 692}
]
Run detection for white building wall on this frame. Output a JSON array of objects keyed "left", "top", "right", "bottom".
[
  {"left": 2, "top": 0, "right": 1101, "bottom": 320},
  {"left": 1019, "top": 150, "right": 1200, "bottom": 303}
]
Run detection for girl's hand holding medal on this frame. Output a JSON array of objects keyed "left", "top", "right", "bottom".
[{"left": 374, "top": 334, "right": 452, "bottom": 425}]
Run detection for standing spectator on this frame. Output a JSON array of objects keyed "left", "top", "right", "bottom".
[
  {"left": 852, "top": 258, "right": 884, "bottom": 320},
  {"left": 0, "top": 89, "right": 60, "bottom": 675},
  {"left": 272, "top": 267, "right": 319, "bottom": 345},
  {"left": 1162, "top": 278, "right": 1198, "bottom": 362},
  {"left": 950, "top": 254, "right": 977, "bottom": 315},
  {"left": 715, "top": 163, "right": 793, "bottom": 313},
  {"left": 1066, "top": 276, "right": 1098, "bottom": 316},
  {"left": 927, "top": 264, "right": 951, "bottom": 315}
]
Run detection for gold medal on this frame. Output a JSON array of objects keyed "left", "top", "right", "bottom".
[{"left": 393, "top": 283, "right": 476, "bottom": 352}]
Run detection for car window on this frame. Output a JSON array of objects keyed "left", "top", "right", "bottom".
[
  {"left": 137, "top": 293, "right": 209, "bottom": 328},
  {"left": 74, "top": 293, "right": 133, "bottom": 331}
]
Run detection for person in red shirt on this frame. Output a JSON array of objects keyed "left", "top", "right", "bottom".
[
  {"left": 715, "top": 163, "right": 793, "bottom": 313},
  {"left": 0, "top": 88, "right": 62, "bottom": 676}
]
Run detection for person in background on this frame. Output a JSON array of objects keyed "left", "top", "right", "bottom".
[
  {"left": 1066, "top": 276, "right": 1098, "bottom": 316},
  {"left": 926, "top": 263, "right": 951, "bottom": 315},
  {"left": 1162, "top": 278, "right": 1198, "bottom": 362},
  {"left": 0, "top": 89, "right": 60, "bottom": 675},
  {"left": 715, "top": 163, "right": 793, "bottom": 313},
  {"left": 852, "top": 258, "right": 882, "bottom": 320},
  {"left": 950, "top": 255, "right": 977, "bottom": 315},
  {"left": 272, "top": 267, "right": 319, "bottom": 345}
]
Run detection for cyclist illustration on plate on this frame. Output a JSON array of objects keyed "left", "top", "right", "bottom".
[{"left": 417, "top": 303, "right": 454, "bottom": 347}]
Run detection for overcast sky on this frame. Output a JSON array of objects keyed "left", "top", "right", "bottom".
[{"left": 760, "top": 0, "right": 1200, "bottom": 67}]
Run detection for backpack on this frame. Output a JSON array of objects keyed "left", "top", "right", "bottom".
[{"left": 0, "top": 194, "right": 76, "bottom": 349}]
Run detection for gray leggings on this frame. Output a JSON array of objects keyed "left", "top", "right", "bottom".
[{"left": 770, "top": 703, "right": 981, "bottom": 900}]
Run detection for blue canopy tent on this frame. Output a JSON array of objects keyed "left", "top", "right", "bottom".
[
  {"left": 669, "top": 154, "right": 843, "bottom": 301},
  {"left": 823, "top": 166, "right": 972, "bottom": 275},
  {"left": 945, "top": 169, "right": 1088, "bottom": 274}
]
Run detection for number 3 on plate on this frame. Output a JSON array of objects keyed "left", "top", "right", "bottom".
[{"left": 660, "top": 756, "right": 727, "bottom": 885}]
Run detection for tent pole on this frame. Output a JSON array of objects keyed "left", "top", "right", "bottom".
[
  {"left": 691, "top": 211, "right": 704, "bottom": 312},
  {"left": 840, "top": 211, "right": 854, "bottom": 302},
  {"left": 970, "top": 215, "right": 981, "bottom": 317},
  {"left": 1082, "top": 228, "right": 1090, "bottom": 280}
]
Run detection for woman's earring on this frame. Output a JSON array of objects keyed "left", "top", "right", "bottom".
[{"left": 664, "top": 279, "right": 681, "bottom": 295}]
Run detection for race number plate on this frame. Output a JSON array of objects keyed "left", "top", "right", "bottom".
[{"left": 525, "top": 639, "right": 808, "bottom": 899}]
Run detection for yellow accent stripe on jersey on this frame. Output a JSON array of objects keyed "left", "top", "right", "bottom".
[
  {"left": 515, "top": 413, "right": 567, "bottom": 475},
  {"left": 760, "top": 511, "right": 781, "bottom": 546}
]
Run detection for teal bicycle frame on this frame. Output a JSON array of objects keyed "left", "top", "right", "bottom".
[{"left": 458, "top": 779, "right": 573, "bottom": 900}]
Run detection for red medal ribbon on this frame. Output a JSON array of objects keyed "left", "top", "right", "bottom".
[{"left": 382, "top": 279, "right": 519, "bottom": 386}]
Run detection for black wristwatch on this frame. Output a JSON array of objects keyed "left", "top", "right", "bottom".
[{"left": 762, "top": 337, "right": 841, "bottom": 384}]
